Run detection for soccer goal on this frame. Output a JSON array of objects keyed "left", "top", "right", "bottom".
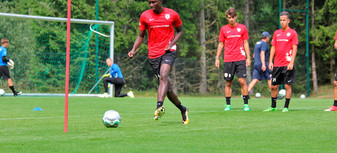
[{"left": 0, "top": 13, "right": 114, "bottom": 96}]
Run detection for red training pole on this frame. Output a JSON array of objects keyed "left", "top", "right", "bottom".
[{"left": 64, "top": 0, "right": 72, "bottom": 133}]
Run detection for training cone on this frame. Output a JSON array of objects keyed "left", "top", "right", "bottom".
[{"left": 33, "top": 107, "right": 43, "bottom": 111}]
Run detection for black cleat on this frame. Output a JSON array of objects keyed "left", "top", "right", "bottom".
[
  {"left": 14, "top": 91, "right": 22, "bottom": 97},
  {"left": 181, "top": 107, "right": 189, "bottom": 124}
]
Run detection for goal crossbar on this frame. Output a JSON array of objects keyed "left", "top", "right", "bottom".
[{"left": 0, "top": 13, "right": 114, "bottom": 25}]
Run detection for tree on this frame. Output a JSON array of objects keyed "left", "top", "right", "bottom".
[{"left": 199, "top": 0, "right": 207, "bottom": 94}]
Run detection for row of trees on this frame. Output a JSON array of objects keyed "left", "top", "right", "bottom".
[{"left": 0, "top": 0, "right": 337, "bottom": 95}]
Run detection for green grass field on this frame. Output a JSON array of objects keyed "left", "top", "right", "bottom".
[{"left": 1, "top": 96, "right": 337, "bottom": 152}]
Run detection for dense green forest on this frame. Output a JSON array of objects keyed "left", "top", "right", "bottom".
[{"left": 0, "top": 0, "right": 336, "bottom": 96}]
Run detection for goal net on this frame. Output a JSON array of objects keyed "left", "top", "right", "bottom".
[{"left": 0, "top": 13, "right": 114, "bottom": 96}]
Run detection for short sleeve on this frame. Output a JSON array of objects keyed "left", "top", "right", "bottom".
[
  {"left": 173, "top": 12, "right": 182, "bottom": 27},
  {"left": 292, "top": 31, "right": 298, "bottom": 45},
  {"left": 261, "top": 43, "right": 268, "bottom": 52},
  {"left": 219, "top": 27, "right": 225, "bottom": 42},
  {"left": 242, "top": 26, "right": 249, "bottom": 40},
  {"left": 139, "top": 14, "right": 147, "bottom": 31}
]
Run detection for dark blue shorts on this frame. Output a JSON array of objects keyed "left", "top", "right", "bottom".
[{"left": 253, "top": 65, "right": 272, "bottom": 80}]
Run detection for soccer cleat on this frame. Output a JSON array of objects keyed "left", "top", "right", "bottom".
[
  {"left": 263, "top": 107, "right": 277, "bottom": 112},
  {"left": 127, "top": 91, "right": 134, "bottom": 98},
  {"left": 14, "top": 91, "right": 22, "bottom": 97},
  {"left": 324, "top": 106, "right": 337, "bottom": 111},
  {"left": 100, "top": 93, "right": 109, "bottom": 98},
  {"left": 181, "top": 107, "right": 189, "bottom": 124},
  {"left": 154, "top": 106, "right": 165, "bottom": 120},
  {"left": 243, "top": 104, "right": 250, "bottom": 111},
  {"left": 282, "top": 108, "right": 289, "bottom": 112},
  {"left": 224, "top": 105, "right": 231, "bottom": 111}
]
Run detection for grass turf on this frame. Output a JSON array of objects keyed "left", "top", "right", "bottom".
[{"left": 0, "top": 96, "right": 336, "bottom": 152}]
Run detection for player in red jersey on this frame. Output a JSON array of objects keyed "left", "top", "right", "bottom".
[
  {"left": 128, "top": 0, "right": 189, "bottom": 124},
  {"left": 325, "top": 30, "right": 337, "bottom": 111},
  {"left": 215, "top": 7, "right": 251, "bottom": 111},
  {"left": 264, "top": 11, "right": 298, "bottom": 112}
]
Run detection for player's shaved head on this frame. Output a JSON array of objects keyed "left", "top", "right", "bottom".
[
  {"left": 106, "top": 58, "right": 113, "bottom": 67},
  {"left": 1, "top": 38, "right": 9, "bottom": 45}
]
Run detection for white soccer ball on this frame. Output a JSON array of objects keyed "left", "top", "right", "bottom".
[
  {"left": 300, "top": 94, "right": 306, "bottom": 99},
  {"left": 0, "top": 89, "right": 5, "bottom": 96},
  {"left": 277, "top": 89, "right": 286, "bottom": 99},
  {"left": 255, "top": 92, "right": 261, "bottom": 98},
  {"left": 102, "top": 110, "right": 121, "bottom": 128}
]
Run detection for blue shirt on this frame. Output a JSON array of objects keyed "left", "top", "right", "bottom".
[
  {"left": 0, "top": 46, "right": 7, "bottom": 66},
  {"left": 110, "top": 63, "right": 123, "bottom": 78},
  {"left": 253, "top": 40, "right": 269, "bottom": 67}
]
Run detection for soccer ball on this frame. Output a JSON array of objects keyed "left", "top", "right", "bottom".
[
  {"left": 255, "top": 92, "right": 261, "bottom": 98},
  {"left": 102, "top": 110, "right": 121, "bottom": 128},
  {"left": 277, "top": 89, "right": 286, "bottom": 99},
  {"left": 300, "top": 94, "right": 306, "bottom": 99},
  {"left": 0, "top": 89, "right": 5, "bottom": 96}
]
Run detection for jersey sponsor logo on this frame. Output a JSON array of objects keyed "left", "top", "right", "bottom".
[
  {"left": 278, "top": 39, "right": 289, "bottom": 41},
  {"left": 150, "top": 25, "right": 170, "bottom": 28},
  {"left": 227, "top": 31, "right": 231, "bottom": 33},
  {"left": 165, "top": 14, "right": 170, "bottom": 20},
  {"left": 149, "top": 19, "right": 154, "bottom": 21},
  {"left": 277, "top": 34, "right": 281, "bottom": 36},
  {"left": 237, "top": 28, "right": 241, "bottom": 32},
  {"left": 287, "top": 33, "right": 291, "bottom": 37},
  {"left": 227, "top": 35, "right": 241, "bottom": 38}
]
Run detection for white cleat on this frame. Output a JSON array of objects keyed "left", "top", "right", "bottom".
[
  {"left": 127, "top": 91, "right": 134, "bottom": 98},
  {"left": 99, "top": 93, "right": 109, "bottom": 98}
]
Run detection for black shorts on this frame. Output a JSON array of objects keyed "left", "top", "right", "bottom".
[
  {"left": 0, "top": 66, "right": 10, "bottom": 80},
  {"left": 223, "top": 60, "right": 247, "bottom": 81},
  {"left": 271, "top": 66, "right": 295, "bottom": 85},
  {"left": 149, "top": 51, "right": 176, "bottom": 78}
]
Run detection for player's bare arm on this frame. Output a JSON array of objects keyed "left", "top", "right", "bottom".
[
  {"left": 287, "top": 45, "right": 297, "bottom": 70},
  {"left": 243, "top": 40, "right": 251, "bottom": 67},
  {"left": 334, "top": 39, "right": 337, "bottom": 50},
  {"left": 128, "top": 30, "right": 146, "bottom": 58},
  {"left": 165, "top": 25, "right": 183, "bottom": 51},
  {"left": 260, "top": 51, "right": 266, "bottom": 71},
  {"left": 269, "top": 46, "right": 275, "bottom": 70},
  {"left": 215, "top": 42, "right": 224, "bottom": 68}
]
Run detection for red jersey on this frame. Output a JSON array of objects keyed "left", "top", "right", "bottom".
[
  {"left": 218, "top": 23, "right": 249, "bottom": 62},
  {"left": 271, "top": 28, "right": 298, "bottom": 67},
  {"left": 139, "top": 8, "right": 182, "bottom": 59},
  {"left": 335, "top": 30, "right": 337, "bottom": 40}
]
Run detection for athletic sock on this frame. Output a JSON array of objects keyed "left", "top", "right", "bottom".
[
  {"left": 284, "top": 98, "right": 290, "bottom": 108},
  {"left": 334, "top": 100, "right": 337, "bottom": 107},
  {"left": 226, "top": 97, "right": 231, "bottom": 105},
  {"left": 271, "top": 97, "right": 277, "bottom": 108},
  {"left": 175, "top": 104, "right": 186, "bottom": 114},
  {"left": 9, "top": 86, "right": 16, "bottom": 93},
  {"left": 242, "top": 95, "right": 249, "bottom": 104},
  {"left": 157, "top": 101, "right": 163, "bottom": 109}
]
